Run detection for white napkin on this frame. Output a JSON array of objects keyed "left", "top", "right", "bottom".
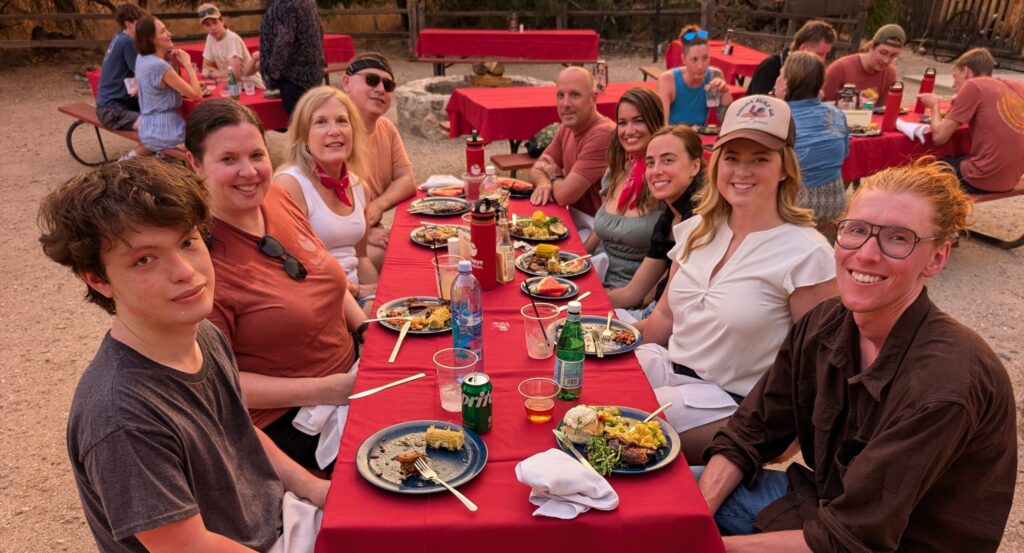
[
  {"left": 515, "top": 449, "right": 619, "bottom": 519},
  {"left": 293, "top": 404, "right": 349, "bottom": 469},
  {"left": 895, "top": 118, "right": 931, "bottom": 144},
  {"left": 268, "top": 492, "right": 324, "bottom": 553},
  {"left": 418, "top": 174, "right": 464, "bottom": 191}
]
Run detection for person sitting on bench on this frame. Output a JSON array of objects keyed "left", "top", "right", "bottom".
[
  {"left": 95, "top": 4, "right": 146, "bottom": 133},
  {"left": 197, "top": 3, "right": 264, "bottom": 88},
  {"left": 919, "top": 47, "right": 1024, "bottom": 194}
]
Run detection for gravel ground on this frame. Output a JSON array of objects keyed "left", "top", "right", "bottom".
[{"left": 1, "top": 44, "right": 1021, "bottom": 552}]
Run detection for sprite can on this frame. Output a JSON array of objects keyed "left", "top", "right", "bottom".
[{"left": 461, "top": 372, "right": 492, "bottom": 433}]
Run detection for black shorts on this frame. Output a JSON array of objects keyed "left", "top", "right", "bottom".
[
  {"left": 96, "top": 103, "right": 140, "bottom": 131},
  {"left": 941, "top": 156, "right": 985, "bottom": 194}
]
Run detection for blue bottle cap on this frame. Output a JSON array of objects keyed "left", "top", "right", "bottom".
[{"left": 458, "top": 260, "right": 472, "bottom": 273}]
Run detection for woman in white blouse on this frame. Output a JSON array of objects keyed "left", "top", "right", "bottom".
[
  {"left": 276, "top": 86, "right": 378, "bottom": 314},
  {"left": 638, "top": 95, "right": 837, "bottom": 464}
]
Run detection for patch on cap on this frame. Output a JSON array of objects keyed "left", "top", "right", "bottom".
[
  {"left": 197, "top": 3, "right": 221, "bottom": 22},
  {"left": 714, "top": 95, "right": 793, "bottom": 151}
]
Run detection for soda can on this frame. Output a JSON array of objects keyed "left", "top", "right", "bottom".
[{"left": 461, "top": 372, "right": 492, "bottom": 433}]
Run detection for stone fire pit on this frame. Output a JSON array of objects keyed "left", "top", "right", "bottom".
[{"left": 395, "top": 75, "right": 553, "bottom": 141}]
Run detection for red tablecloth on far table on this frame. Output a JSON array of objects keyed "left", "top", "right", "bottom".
[
  {"left": 666, "top": 40, "right": 768, "bottom": 85},
  {"left": 416, "top": 28, "right": 599, "bottom": 61},
  {"left": 446, "top": 80, "right": 745, "bottom": 146},
  {"left": 698, "top": 113, "right": 972, "bottom": 181},
  {"left": 86, "top": 69, "right": 289, "bottom": 132},
  {"left": 177, "top": 33, "right": 355, "bottom": 67},
  {"left": 314, "top": 195, "right": 725, "bottom": 553}
]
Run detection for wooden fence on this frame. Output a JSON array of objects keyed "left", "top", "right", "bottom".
[{"left": 929, "top": 0, "right": 1024, "bottom": 55}]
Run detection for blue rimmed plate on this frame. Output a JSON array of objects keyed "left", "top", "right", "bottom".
[
  {"left": 355, "top": 420, "right": 488, "bottom": 494},
  {"left": 554, "top": 406, "right": 680, "bottom": 475},
  {"left": 376, "top": 296, "right": 451, "bottom": 334},
  {"left": 520, "top": 276, "right": 579, "bottom": 300},
  {"left": 552, "top": 315, "right": 641, "bottom": 356}
]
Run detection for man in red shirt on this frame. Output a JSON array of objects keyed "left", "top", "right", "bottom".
[
  {"left": 822, "top": 24, "right": 903, "bottom": 106},
  {"left": 529, "top": 66, "right": 614, "bottom": 216},
  {"left": 920, "top": 47, "right": 1024, "bottom": 193}
]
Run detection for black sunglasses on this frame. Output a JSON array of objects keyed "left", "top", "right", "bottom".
[
  {"left": 362, "top": 72, "right": 396, "bottom": 92},
  {"left": 198, "top": 7, "right": 218, "bottom": 18},
  {"left": 259, "top": 235, "right": 308, "bottom": 281}
]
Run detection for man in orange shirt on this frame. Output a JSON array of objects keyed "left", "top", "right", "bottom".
[
  {"left": 919, "top": 47, "right": 1024, "bottom": 193},
  {"left": 341, "top": 53, "right": 416, "bottom": 268},
  {"left": 822, "top": 24, "right": 903, "bottom": 106},
  {"left": 529, "top": 66, "right": 614, "bottom": 217}
]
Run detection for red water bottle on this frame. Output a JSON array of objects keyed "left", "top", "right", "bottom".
[
  {"left": 881, "top": 81, "right": 904, "bottom": 133},
  {"left": 470, "top": 198, "right": 498, "bottom": 291},
  {"left": 914, "top": 68, "right": 936, "bottom": 114},
  {"left": 466, "top": 130, "right": 485, "bottom": 177}
]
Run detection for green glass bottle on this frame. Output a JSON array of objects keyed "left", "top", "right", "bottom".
[
  {"left": 227, "top": 67, "right": 240, "bottom": 100},
  {"left": 553, "top": 301, "right": 585, "bottom": 400}
]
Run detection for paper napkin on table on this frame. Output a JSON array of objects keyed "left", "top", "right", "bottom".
[
  {"left": 418, "top": 174, "right": 464, "bottom": 190},
  {"left": 895, "top": 118, "right": 931, "bottom": 144},
  {"left": 515, "top": 449, "right": 619, "bottom": 519}
]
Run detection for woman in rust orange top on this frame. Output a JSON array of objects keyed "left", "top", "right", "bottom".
[{"left": 185, "top": 99, "right": 365, "bottom": 471}]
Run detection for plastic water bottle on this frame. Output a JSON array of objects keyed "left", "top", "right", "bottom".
[
  {"left": 480, "top": 165, "right": 500, "bottom": 202},
  {"left": 553, "top": 301, "right": 585, "bottom": 400},
  {"left": 451, "top": 260, "right": 483, "bottom": 369}
]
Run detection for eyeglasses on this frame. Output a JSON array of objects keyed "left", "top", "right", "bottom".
[
  {"left": 682, "top": 29, "right": 709, "bottom": 42},
  {"left": 259, "top": 235, "right": 308, "bottom": 281},
  {"left": 836, "top": 219, "right": 943, "bottom": 259},
  {"left": 362, "top": 72, "right": 396, "bottom": 92}
]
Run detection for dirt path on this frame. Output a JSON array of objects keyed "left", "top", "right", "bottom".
[{"left": 1, "top": 46, "right": 1021, "bottom": 552}]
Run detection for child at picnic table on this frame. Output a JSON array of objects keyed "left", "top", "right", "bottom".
[
  {"left": 197, "top": 2, "right": 264, "bottom": 88},
  {"left": 39, "top": 158, "right": 327, "bottom": 552},
  {"left": 131, "top": 16, "right": 202, "bottom": 158},
  {"left": 636, "top": 95, "right": 837, "bottom": 464}
]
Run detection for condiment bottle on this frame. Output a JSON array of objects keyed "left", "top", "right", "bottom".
[
  {"left": 914, "top": 67, "right": 936, "bottom": 114},
  {"left": 836, "top": 83, "right": 858, "bottom": 111},
  {"left": 881, "top": 81, "right": 904, "bottom": 133},
  {"left": 722, "top": 29, "right": 734, "bottom": 55},
  {"left": 496, "top": 212, "right": 516, "bottom": 284},
  {"left": 447, "top": 236, "right": 460, "bottom": 258},
  {"left": 470, "top": 198, "right": 498, "bottom": 291},
  {"left": 466, "top": 130, "right": 485, "bottom": 177}
]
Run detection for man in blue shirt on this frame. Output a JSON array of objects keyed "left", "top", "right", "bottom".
[{"left": 96, "top": 4, "right": 146, "bottom": 131}]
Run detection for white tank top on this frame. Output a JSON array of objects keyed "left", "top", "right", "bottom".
[{"left": 277, "top": 166, "right": 366, "bottom": 284}]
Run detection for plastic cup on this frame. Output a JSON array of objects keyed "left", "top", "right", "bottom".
[
  {"left": 432, "top": 254, "right": 463, "bottom": 301},
  {"left": 463, "top": 172, "right": 485, "bottom": 204},
  {"left": 520, "top": 303, "right": 559, "bottom": 359},
  {"left": 518, "top": 377, "right": 560, "bottom": 423},
  {"left": 242, "top": 77, "right": 256, "bottom": 96},
  {"left": 434, "top": 348, "right": 478, "bottom": 412},
  {"left": 705, "top": 87, "right": 722, "bottom": 108}
]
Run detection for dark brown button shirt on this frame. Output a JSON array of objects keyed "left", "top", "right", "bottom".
[{"left": 707, "top": 289, "right": 1017, "bottom": 552}]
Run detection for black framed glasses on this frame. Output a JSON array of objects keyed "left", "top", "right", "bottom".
[
  {"left": 259, "top": 235, "right": 308, "bottom": 281},
  {"left": 362, "top": 72, "right": 396, "bottom": 92},
  {"left": 683, "top": 29, "right": 709, "bottom": 42},
  {"left": 836, "top": 219, "right": 943, "bottom": 259}
]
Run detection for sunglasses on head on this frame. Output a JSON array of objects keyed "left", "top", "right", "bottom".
[
  {"left": 362, "top": 72, "right": 396, "bottom": 92},
  {"left": 683, "top": 29, "right": 709, "bottom": 41},
  {"left": 198, "top": 7, "right": 218, "bottom": 18},
  {"left": 259, "top": 235, "right": 308, "bottom": 281}
]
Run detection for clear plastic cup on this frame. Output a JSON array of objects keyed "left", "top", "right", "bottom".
[
  {"left": 520, "top": 303, "right": 559, "bottom": 359},
  {"left": 434, "top": 348, "right": 478, "bottom": 412},
  {"left": 242, "top": 77, "right": 256, "bottom": 96},
  {"left": 518, "top": 377, "right": 560, "bottom": 423},
  {"left": 705, "top": 87, "right": 722, "bottom": 108},
  {"left": 432, "top": 254, "right": 464, "bottom": 301}
]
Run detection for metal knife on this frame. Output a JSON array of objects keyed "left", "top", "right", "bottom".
[{"left": 552, "top": 429, "right": 599, "bottom": 474}]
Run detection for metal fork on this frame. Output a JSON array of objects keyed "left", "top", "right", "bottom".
[{"left": 413, "top": 457, "right": 478, "bottom": 511}]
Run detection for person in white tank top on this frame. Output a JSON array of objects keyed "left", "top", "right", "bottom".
[{"left": 276, "top": 87, "right": 378, "bottom": 314}]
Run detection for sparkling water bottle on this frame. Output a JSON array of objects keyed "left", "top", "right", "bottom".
[
  {"left": 451, "top": 260, "right": 483, "bottom": 369},
  {"left": 553, "top": 301, "right": 585, "bottom": 400}
]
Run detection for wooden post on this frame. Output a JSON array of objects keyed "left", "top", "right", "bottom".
[
  {"left": 556, "top": 4, "right": 568, "bottom": 29},
  {"left": 851, "top": 0, "right": 867, "bottom": 54},
  {"left": 653, "top": 0, "right": 661, "bottom": 62},
  {"left": 702, "top": 0, "right": 716, "bottom": 36},
  {"left": 407, "top": 0, "right": 417, "bottom": 59}
]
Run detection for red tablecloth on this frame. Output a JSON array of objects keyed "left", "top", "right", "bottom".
[
  {"left": 314, "top": 195, "right": 725, "bottom": 553},
  {"left": 666, "top": 40, "right": 768, "bottom": 85},
  {"left": 697, "top": 112, "right": 972, "bottom": 181},
  {"left": 446, "top": 80, "right": 745, "bottom": 145},
  {"left": 86, "top": 69, "right": 290, "bottom": 132},
  {"left": 416, "top": 28, "right": 600, "bottom": 61},
  {"left": 177, "top": 33, "right": 355, "bottom": 67}
]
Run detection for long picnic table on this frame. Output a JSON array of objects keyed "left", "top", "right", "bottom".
[
  {"left": 314, "top": 193, "right": 726, "bottom": 553},
  {"left": 177, "top": 33, "right": 356, "bottom": 70}
]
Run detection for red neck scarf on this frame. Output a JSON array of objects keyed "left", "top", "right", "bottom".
[
  {"left": 616, "top": 156, "right": 646, "bottom": 211},
  {"left": 314, "top": 163, "right": 352, "bottom": 207}
]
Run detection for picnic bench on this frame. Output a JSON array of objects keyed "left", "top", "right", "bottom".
[
  {"left": 490, "top": 152, "right": 535, "bottom": 178},
  {"left": 57, "top": 102, "right": 188, "bottom": 166},
  {"left": 640, "top": 65, "right": 662, "bottom": 81},
  {"left": 967, "top": 177, "right": 1024, "bottom": 249}
]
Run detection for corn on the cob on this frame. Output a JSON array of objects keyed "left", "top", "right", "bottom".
[
  {"left": 425, "top": 425, "right": 465, "bottom": 451},
  {"left": 535, "top": 244, "right": 560, "bottom": 259}
]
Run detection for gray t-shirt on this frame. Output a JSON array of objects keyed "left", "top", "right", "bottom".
[{"left": 67, "top": 320, "right": 283, "bottom": 552}]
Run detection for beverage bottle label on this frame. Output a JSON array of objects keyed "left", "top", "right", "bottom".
[{"left": 553, "top": 358, "right": 583, "bottom": 388}]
